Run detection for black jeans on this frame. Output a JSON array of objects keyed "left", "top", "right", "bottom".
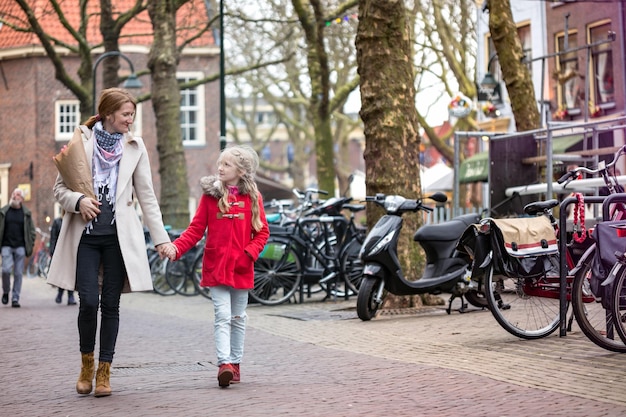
[{"left": 76, "top": 234, "right": 126, "bottom": 363}]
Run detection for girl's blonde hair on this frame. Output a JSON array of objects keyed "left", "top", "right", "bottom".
[{"left": 216, "top": 145, "right": 264, "bottom": 231}]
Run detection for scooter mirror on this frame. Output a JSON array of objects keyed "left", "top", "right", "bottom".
[{"left": 427, "top": 192, "right": 448, "bottom": 203}]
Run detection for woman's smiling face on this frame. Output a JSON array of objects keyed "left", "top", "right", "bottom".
[{"left": 103, "top": 102, "right": 135, "bottom": 134}]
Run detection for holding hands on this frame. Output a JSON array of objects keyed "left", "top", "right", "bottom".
[{"left": 157, "top": 242, "right": 178, "bottom": 260}]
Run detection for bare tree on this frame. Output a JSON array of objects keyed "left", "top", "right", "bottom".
[
  {"left": 224, "top": 0, "right": 360, "bottom": 194},
  {"left": 412, "top": 0, "right": 479, "bottom": 163},
  {"left": 146, "top": 0, "right": 189, "bottom": 227},
  {"left": 487, "top": 0, "right": 540, "bottom": 131}
]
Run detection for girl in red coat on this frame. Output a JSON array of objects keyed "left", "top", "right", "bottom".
[{"left": 163, "top": 145, "right": 269, "bottom": 387}]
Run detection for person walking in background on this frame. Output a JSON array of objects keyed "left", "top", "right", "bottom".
[
  {"left": 47, "top": 88, "right": 171, "bottom": 398},
  {"left": 162, "top": 145, "right": 269, "bottom": 388},
  {"left": 1, "top": 188, "right": 36, "bottom": 308},
  {"left": 49, "top": 212, "right": 76, "bottom": 305}
]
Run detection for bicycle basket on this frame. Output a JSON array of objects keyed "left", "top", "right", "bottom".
[
  {"left": 591, "top": 220, "right": 626, "bottom": 305},
  {"left": 489, "top": 216, "right": 559, "bottom": 279}
]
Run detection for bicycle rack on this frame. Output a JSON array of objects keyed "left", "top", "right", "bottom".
[
  {"left": 557, "top": 194, "right": 626, "bottom": 336},
  {"left": 558, "top": 195, "right": 608, "bottom": 337}
]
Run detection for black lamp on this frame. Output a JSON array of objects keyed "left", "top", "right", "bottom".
[
  {"left": 478, "top": 54, "right": 502, "bottom": 104},
  {"left": 92, "top": 51, "right": 143, "bottom": 114}
]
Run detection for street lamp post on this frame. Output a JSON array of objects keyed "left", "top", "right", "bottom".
[
  {"left": 92, "top": 51, "right": 143, "bottom": 114},
  {"left": 219, "top": 0, "right": 226, "bottom": 151}
]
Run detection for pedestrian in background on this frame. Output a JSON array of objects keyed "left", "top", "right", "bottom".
[
  {"left": 49, "top": 212, "right": 76, "bottom": 305},
  {"left": 47, "top": 88, "right": 171, "bottom": 398},
  {"left": 162, "top": 145, "right": 269, "bottom": 388},
  {"left": 1, "top": 188, "right": 36, "bottom": 308}
]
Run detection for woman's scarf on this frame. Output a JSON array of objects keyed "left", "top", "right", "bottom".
[{"left": 87, "top": 122, "right": 124, "bottom": 232}]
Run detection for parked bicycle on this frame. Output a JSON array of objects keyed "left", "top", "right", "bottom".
[
  {"left": 460, "top": 146, "right": 626, "bottom": 352},
  {"left": 609, "top": 247, "right": 626, "bottom": 345},
  {"left": 26, "top": 227, "right": 50, "bottom": 279},
  {"left": 252, "top": 189, "right": 366, "bottom": 305},
  {"left": 165, "top": 233, "right": 210, "bottom": 299},
  {"left": 146, "top": 227, "right": 176, "bottom": 296}
]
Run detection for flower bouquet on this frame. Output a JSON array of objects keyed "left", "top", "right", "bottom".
[
  {"left": 553, "top": 105, "right": 568, "bottom": 121},
  {"left": 481, "top": 102, "right": 499, "bottom": 118},
  {"left": 52, "top": 128, "right": 96, "bottom": 200},
  {"left": 589, "top": 101, "right": 602, "bottom": 118}
]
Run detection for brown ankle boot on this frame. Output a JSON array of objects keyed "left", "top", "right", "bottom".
[
  {"left": 94, "top": 361, "right": 112, "bottom": 397},
  {"left": 76, "top": 352, "right": 95, "bottom": 395}
]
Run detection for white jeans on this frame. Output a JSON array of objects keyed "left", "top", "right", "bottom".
[{"left": 211, "top": 285, "right": 248, "bottom": 365}]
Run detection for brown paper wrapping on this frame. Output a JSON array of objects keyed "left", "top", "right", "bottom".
[{"left": 52, "top": 128, "right": 96, "bottom": 200}]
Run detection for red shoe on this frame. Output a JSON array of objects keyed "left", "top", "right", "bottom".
[
  {"left": 231, "top": 364, "right": 240, "bottom": 384},
  {"left": 217, "top": 364, "right": 234, "bottom": 387}
]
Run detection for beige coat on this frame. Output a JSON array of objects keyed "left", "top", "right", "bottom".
[{"left": 47, "top": 126, "right": 170, "bottom": 292}]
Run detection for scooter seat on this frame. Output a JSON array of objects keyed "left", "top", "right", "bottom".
[{"left": 413, "top": 213, "right": 480, "bottom": 242}]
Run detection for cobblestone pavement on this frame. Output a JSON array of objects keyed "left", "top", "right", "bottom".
[{"left": 1, "top": 277, "right": 626, "bottom": 416}]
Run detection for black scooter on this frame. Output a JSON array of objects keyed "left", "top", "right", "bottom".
[{"left": 356, "top": 192, "right": 487, "bottom": 321}]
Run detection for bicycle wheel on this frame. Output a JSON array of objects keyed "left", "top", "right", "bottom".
[
  {"left": 166, "top": 257, "right": 198, "bottom": 296},
  {"left": 484, "top": 264, "right": 560, "bottom": 339},
  {"left": 25, "top": 256, "right": 38, "bottom": 278},
  {"left": 250, "top": 238, "right": 302, "bottom": 305},
  {"left": 572, "top": 257, "right": 626, "bottom": 352},
  {"left": 305, "top": 230, "right": 338, "bottom": 295},
  {"left": 150, "top": 253, "right": 175, "bottom": 296},
  {"left": 338, "top": 238, "right": 364, "bottom": 295},
  {"left": 612, "top": 263, "right": 626, "bottom": 345},
  {"left": 191, "top": 250, "right": 211, "bottom": 300},
  {"left": 38, "top": 251, "right": 51, "bottom": 279}
]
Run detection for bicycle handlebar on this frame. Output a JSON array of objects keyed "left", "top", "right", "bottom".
[
  {"left": 557, "top": 144, "right": 626, "bottom": 185},
  {"left": 293, "top": 188, "right": 329, "bottom": 199}
]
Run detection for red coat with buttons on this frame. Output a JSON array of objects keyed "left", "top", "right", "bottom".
[{"left": 172, "top": 176, "right": 269, "bottom": 290}]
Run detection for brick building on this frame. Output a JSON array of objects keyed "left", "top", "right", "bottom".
[{"left": 0, "top": 0, "right": 221, "bottom": 231}]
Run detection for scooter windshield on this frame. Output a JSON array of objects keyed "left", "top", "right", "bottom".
[{"left": 385, "top": 195, "right": 406, "bottom": 213}]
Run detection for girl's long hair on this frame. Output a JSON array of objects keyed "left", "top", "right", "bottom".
[{"left": 216, "top": 145, "right": 263, "bottom": 231}]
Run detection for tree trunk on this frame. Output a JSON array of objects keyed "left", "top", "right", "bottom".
[
  {"left": 488, "top": 0, "right": 540, "bottom": 131},
  {"left": 356, "top": 0, "right": 424, "bottom": 307},
  {"left": 293, "top": 0, "right": 337, "bottom": 195},
  {"left": 147, "top": 0, "right": 190, "bottom": 228}
]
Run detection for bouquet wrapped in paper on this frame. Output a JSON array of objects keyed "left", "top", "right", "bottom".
[{"left": 53, "top": 128, "right": 96, "bottom": 200}]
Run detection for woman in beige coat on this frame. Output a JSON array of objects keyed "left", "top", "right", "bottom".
[{"left": 47, "top": 88, "right": 171, "bottom": 398}]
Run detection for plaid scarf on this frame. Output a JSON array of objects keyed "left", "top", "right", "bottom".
[{"left": 87, "top": 122, "right": 124, "bottom": 232}]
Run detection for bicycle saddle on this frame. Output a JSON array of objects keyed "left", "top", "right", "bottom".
[{"left": 524, "top": 199, "right": 559, "bottom": 216}]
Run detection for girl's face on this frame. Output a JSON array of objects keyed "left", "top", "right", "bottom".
[
  {"left": 103, "top": 102, "right": 135, "bottom": 134},
  {"left": 218, "top": 155, "right": 242, "bottom": 186}
]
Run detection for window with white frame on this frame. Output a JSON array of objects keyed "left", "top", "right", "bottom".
[
  {"left": 131, "top": 103, "right": 143, "bottom": 138},
  {"left": 178, "top": 72, "right": 206, "bottom": 145},
  {"left": 589, "top": 21, "right": 614, "bottom": 106},
  {"left": 55, "top": 100, "right": 80, "bottom": 141}
]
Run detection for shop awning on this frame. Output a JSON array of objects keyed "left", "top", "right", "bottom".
[
  {"left": 458, "top": 134, "right": 585, "bottom": 184},
  {"left": 551, "top": 134, "right": 585, "bottom": 154},
  {"left": 459, "top": 151, "right": 489, "bottom": 183}
]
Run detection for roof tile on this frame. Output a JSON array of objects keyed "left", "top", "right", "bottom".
[{"left": 0, "top": 0, "right": 214, "bottom": 50}]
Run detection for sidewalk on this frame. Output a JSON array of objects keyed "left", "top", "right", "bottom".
[{"left": 1, "top": 277, "right": 626, "bottom": 417}]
